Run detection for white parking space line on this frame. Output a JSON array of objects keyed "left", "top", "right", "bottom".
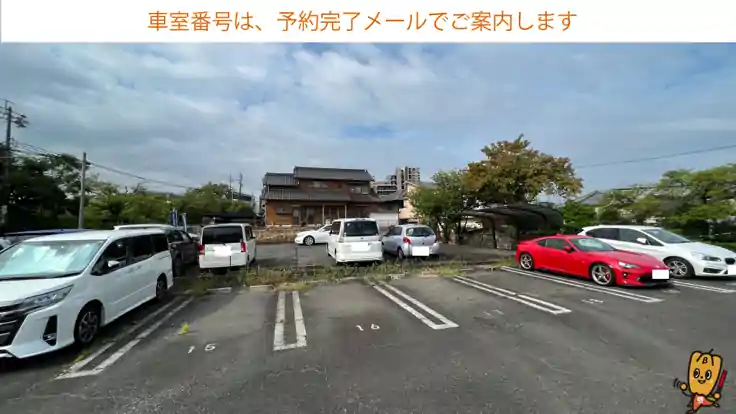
[
  {"left": 370, "top": 282, "right": 458, "bottom": 330},
  {"left": 671, "top": 280, "right": 736, "bottom": 293},
  {"left": 273, "top": 291, "right": 308, "bottom": 351},
  {"left": 499, "top": 266, "right": 663, "bottom": 304},
  {"left": 57, "top": 297, "right": 193, "bottom": 379},
  {"left": 452, "top": 276, "right": 572, "bottom": 315}
]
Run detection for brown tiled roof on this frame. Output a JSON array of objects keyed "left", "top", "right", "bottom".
[
  {"left": 293, "top": 166, "right": 373, "bottom": 181},
  {"left": 263, "top": 189, "right": 381, "bottom": 203},
  {"left": 263, "top": 173, "right": 298, "bottom": 186}
]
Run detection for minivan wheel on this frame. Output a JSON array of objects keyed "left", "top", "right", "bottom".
[
  {"left": 665, "top": 257, "right": 694, "bottom": 279},
  {"left": 304, "top": 236, "right": 315, "bottom": 246},
  {"left": 155, "top": 276, "right": 168, "bottom": 301},
  {"left": 74, "top": 304, "right": 101, "bottom": 346}
]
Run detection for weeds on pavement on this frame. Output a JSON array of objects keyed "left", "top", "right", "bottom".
[{"left": 182, "top": 257, "right": 513, "bottom": 294}]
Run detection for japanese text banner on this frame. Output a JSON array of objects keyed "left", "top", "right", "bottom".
[{"left": 1, "top": 0, "right": 734, "bottom": 43}]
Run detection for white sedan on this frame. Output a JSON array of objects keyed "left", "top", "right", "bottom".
[{"left": 294, "top": 224, "right": 331, "bottom": 246}]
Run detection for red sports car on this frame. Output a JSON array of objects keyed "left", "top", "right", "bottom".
[{"left": 515, "top": 235, "right": 671, "bottom": 287}]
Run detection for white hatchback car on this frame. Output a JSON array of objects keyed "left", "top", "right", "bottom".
[
  {"left": 382, "top": 224, "right": 440, "bottom": 260},
  {"left": 0, "top": 229, "right": 173, "bottom": 359},
  {"left": 579, "top": 225, "right": 736, "bottom": 278},
  {"left": 327, "top": 218, "right": 384, "bottom": 264},
  {"left": 294, "top": 224, "right": 331, "bottom": 246}
]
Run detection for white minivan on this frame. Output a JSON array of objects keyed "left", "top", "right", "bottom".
[
  {"left": 0, "top": 229, "right": 173, "bottom": 359},
  {"left": 580, "top": 225, "right": 736, "bottom": 278},
  {"left": 327, "top": 218, "right": 384, "bottom": 264},
  {"left": 198, "top": 223, "right": 257, "bottom": 271}
]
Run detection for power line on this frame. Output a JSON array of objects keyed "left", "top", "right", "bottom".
[
  {"left": 10, "top": 140, "right": 196, "bottom": 190},
  {"left": 576, "top": 143, "right": 736, "bottom": 169}
]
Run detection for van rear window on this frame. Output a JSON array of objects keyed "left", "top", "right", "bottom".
[
  {"left": 343, "top": 221, "right": 379, "bottom": 237},
  {"left": 202, "top": 226, "right": 243, "bottom": 244}
]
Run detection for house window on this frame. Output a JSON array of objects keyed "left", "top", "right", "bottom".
[
  {"left": 310, "top": 181, "right": 328, "bottom": 188},
  {"left": 275, "top": 206, "right": 291, "bottom": 215},
  {"left": 350, "top": 186, "right": 366, "bottom": 193}
]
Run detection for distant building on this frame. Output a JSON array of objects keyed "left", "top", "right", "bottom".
[{"left": 370, "top": 166, "right": 421, "bottom": 196}]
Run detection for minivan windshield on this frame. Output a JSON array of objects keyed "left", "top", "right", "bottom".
[
  {"left": 0, "top": 240, "right": 104, "bottom": 280},
  {"left": 642, "top": 228, "right": 691, "bottom": 244},
  {"left": 344, "top": 221, "right": 379, "bottom": 237},
  {"left": 202, "top": 226, "right": 243, "bottom": 244}
]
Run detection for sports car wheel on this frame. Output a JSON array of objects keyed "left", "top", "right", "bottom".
[
  {"left": 304, "top": 236, "right": 315, "bottom": 246},
  {"left": 519, "top": 253, "right": 534, "bottom": 270},
  {"left": 590, "top": 263, "right": 615, "bottom": 286}
]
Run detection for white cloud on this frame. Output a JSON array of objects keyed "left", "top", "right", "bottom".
[{"left": 1, "top": 43, "right": 735, "bottom": 196}]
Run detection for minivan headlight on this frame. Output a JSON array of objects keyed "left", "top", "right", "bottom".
[
  {"left": 690, "top": 252, "right": 721, "bottom": 262},
  {"left": 20, "top": 286, "right": 73, "bottom": 312}
]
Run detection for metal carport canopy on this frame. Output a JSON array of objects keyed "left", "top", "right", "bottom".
[{"left": 462, "top": 203, "right": 564, "bottom": 229}]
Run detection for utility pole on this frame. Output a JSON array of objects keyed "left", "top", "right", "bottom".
[
  {"left": 228, "top": 173, "right": 233, "bottom": 201},
  {"left": 238, "top": 172, "right": 243, "bottom": 200},
  {"left": 77, "top": 152, "right": 87, "bottom": 228},
  {"left": 1, "top": 101, "right": 29, "bottom": 230}
]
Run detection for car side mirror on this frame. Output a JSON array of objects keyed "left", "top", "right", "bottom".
[
  {"left": 564, "top": 246, "right": 575, "bottom": 253},
  {"left": 635, "top": 237, "right": 648, "bottom": 245},
  {"left": 107, "top": 259, "right": 122, "bottom": 269}
]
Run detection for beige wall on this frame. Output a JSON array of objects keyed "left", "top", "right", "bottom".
[{"left": 398, "top": 182, "right": 420, "bottom": 220}]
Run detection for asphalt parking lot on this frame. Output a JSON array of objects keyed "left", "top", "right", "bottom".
[
  {"left": 2, "top": 268, "right": 736, "bottom": 414},
  {"left": 256, "top": 243, "right": 513, "bottom": 268}
]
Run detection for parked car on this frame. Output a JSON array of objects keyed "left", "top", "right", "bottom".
[
  {"left": 515, "top": 234, "right": 671, "bottom": 287},
  {"left": 0, "top": 229, "right": 173, "bottom": 359},
  {"left": 327, "top": 218, "right": 383, "bottom": 264},
  {"left": 198, "top": 223, "right": 257, "bottom": 272},
  {"left": 382, "top": 224, "right": 440, "bottom": 260},
  {"left": 114, "top": 224, "right": 198, "bottom": 276},
  {"left": 294, "top": 224, "right": 331, "bottom": 246},
  {"left": 579, "top": 225, "right": 736, "bottom": 278}
]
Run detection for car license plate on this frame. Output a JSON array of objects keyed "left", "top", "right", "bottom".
[
  {"left": 214, "top": 246, "right": 232, "bottom": 257},
  {"left": 412, "top": 246, "right": 430, "bottom": 256},
  {"left": 652, "top": 269, "right": 670, "bottom": 280},
  {"left": 351, "top": 243, "right": 370, "bottom": 252},
  {"left": 728, "top": 265, "right": 736, "bottom": 275}
]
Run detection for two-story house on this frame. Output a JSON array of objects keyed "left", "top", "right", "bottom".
[{"left": 261, "top": 166, "right": 381, "bottom": 226}]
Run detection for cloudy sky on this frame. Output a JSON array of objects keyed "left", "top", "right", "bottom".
[{"left": 1, "top": 44, "right": 735, "bottom": 197}]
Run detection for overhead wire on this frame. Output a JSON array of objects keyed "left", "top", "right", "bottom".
[
  {"left": 9, "top": 140, "right": 196, "bottom": 190},
  {"left": 576, "top": 143, "right": 736, "bottom": 169}
]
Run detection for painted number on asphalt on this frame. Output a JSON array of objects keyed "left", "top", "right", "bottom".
[
  {"left": 356, "top": 324, "right": 380, "bottom": 331},
  {"left": 582, "top": 299, "right": 603, "bottom": 304},
  {"left": 188, "top": 344, "right": 217, "bottom": 353},
  {"left": 664, "top": 289, "right": 680, "bottom": 294}
]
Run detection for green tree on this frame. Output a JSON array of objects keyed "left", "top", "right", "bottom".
[
  {"left": 560, "top": 201, "right": 597, "bottom": 233},
  {"left": 465, "top": 135, "right": 583, "bottom": 205},
  {"left": 407, "top": 170, "right": 477, "bottom": 243}
]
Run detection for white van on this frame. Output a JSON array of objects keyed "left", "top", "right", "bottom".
[
  {"left": 198, "top": 223, "right": 257, "bottom": 271},
  {"left": 0, "top": 229, "right": 173, "bottom": 359},
  {"left": 327, "top": 218, "right": 384, "bottom": 264}
]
